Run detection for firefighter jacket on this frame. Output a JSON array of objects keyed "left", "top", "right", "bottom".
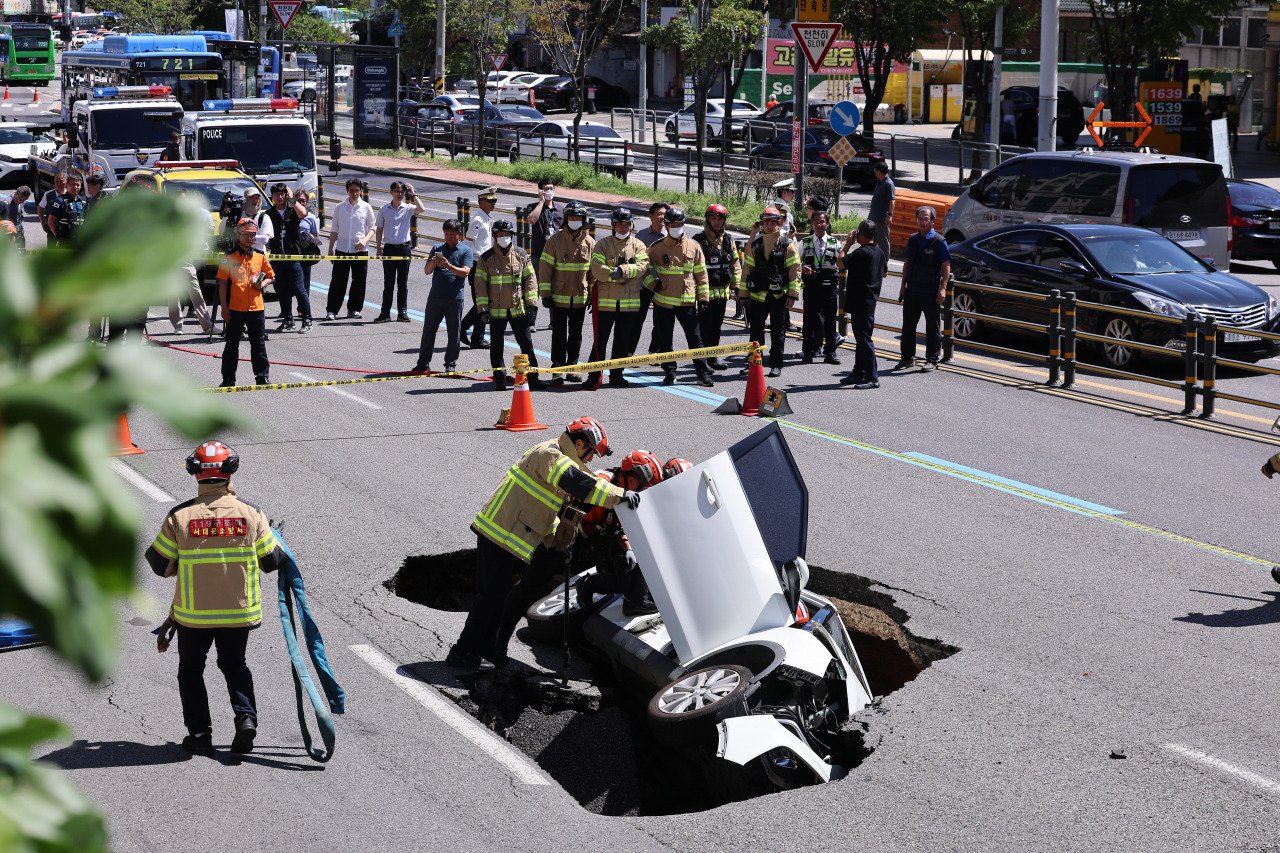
[
  {"left": 743, "top": 231, "right": 801, "bottom": 302},
  {"left": 693, "top": 228, "right": 741, "bottom": 301},
  {"left": 538, "top": 226, "right": 595, "bottom": 308},
  {"left": 144, "top": 482, "right": 281, "bottom": 629},
  {"left": 472, "top": 433, "right": 625, "bottom": 563},
  {"left": 644, "top": 234, "right": 709, "bottom": 308},
  {"left": 590, "top": 233, "right": 650, "bottom": 312},
  {"left": 801, "top": 233, "right": 842, "bottom": 288},
  {"left": 476, "top": 244, "right": 537, "bottom": 318}
]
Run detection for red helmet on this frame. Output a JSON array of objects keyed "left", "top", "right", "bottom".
[
  {"left": 760, "top": 207, "right": 782, "bottom": 222},
  {"left": 620, "top": 450, "right": 664, "bottom": 489},
  {"left": 567, "top": 416, "right": 611, "bottom": 457},
  {"left": 705, "top": 203, "right": 728, "bottom": 217},
  {"left": 185, "top": 440, "right": 240, "bottom": 481},
  {"left": 662, "top": 458, "right": 692, "bottom": 479}
]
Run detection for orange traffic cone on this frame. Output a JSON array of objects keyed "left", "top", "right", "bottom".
[
  {"left": 739, "top": 342, "right": 766, "bottom": 416},
  {"left": 495, "top": 354, "right": 547, "bottom": 432},
  {"left": 31, "top": 87, "right": 38, "bottom": 105},
  {"left": 3, "top": 86, "right": 9, "bottom": 101},
  {"left": 112, "top": 413, "right": 144, "bottom": 456}
]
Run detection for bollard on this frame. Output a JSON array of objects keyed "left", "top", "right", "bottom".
[
  {"left": 1199, "top": 317, "right": 1217, "bottom": 419},
  {"left": 317, "top": 175, "right": 326, "bottom": 228},
  {"left": 515, "top": 207, "right": 528, "bottom": 251},
  {"left": 1180, "top": 313, "right": 1198, "bottom": 415},
  {"left": 923, "top": 137, "right": 930, "bottom": 183},
  {"left": 653, "top": 141, "right": 659, "bottom": 191},
  {"left": 456, "top": 197, "right": 470, "bottom": 231},
  {"left": 940, "top": 281, "right": 955, "bottom": 363},
  {"left": 1062, "top": 293, "right": 1077, "bottom": 388},
  {"left": 410, "top": 211, "right": 419, "bottom": 250},
  {"left": 1047, "top": 289, "right": 1061, "bottom": 385},
  {"left": 360, "top": 180, "right": 370, "bottom": 204}
]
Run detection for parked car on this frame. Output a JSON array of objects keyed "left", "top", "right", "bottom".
[
  {"left": 397, "top": 100, "right": 451, "bottom": 149},
  {"left": 749, "top": 127, "right": 885, "bottom": 188},
  {"left": 1227, "top": 179, "right": 1280, "bottom": 269},
  {"left": 524, "top": 423, "right": 873, "bottom": 790},
  {"left": 508, "top": 120, "right": 631, "bottom": 176},
  {"left": 0, "top": 122, "right": 57, "bottom": 188},
  {"left": 489, "top": 105, "right": 548, "bottom": 144},
  {"left": 662, "top": 99, "right": 762, "bottom": 144},
  {"left": 455, "top": 104, "right": 514, "bottom": 153},
  {"left": 954, "top": 86, "right": 1085, "bottom": 149},
  {"left": 947, "top": 223, "right": 1280, "bottom": 368},
  {"left": 430, "top": 94, "right": 484, "bottom": 118},
  {"left": 529, "top": 75, "right": 630, "bottom": 112},
  {"left": 494, "top": 72, "right": 558, "bottom": 104},
  {"left": 944, "top": 151, "right": 1231, "bottom": 270},
  {"left": 455, "top": 70, "right": 523, "bottom": 94}
]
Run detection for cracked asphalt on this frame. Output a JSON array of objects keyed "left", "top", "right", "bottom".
[{"left": 6, "top": 170, "right": 1280, "bottom": 850}]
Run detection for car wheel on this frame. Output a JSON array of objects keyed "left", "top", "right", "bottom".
[
  {"left": 951, "top": 291, "right": 982, "bottom": 339},
  {"left": 569, "top": 94, "right": 581, "bottom": 113},
  {"left": 1100, "top": 315, "right": 1139, "bottom": 368},
  {"left": 523, "top": 576, "right": 594, "bottom": 643},
  {"left": 666, "top": 126, "right": 678, "bottom": 145},
  {"left": 647, "top": 664, "right": 755, "bottom": 744}
]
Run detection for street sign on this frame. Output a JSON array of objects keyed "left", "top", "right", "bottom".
[
  {"left": 827, "top": 134, "right": 856, "bottom": 167},
  {"left": 829, "top": 99, "right": 861, "bottom": 136},
  {"left": 796, "top": 0, "right": 830, "bottom": 22},
  {"left": 789, "top": 23, "right": 842, "bottom": 75},
  {"left": 791, "top": 119, "right": 802, "bottom": 174},
  {"left": 268, "top": 0, "right": 301, "bottom": 30},
  {"left": 387, "top": 12, "right": 405, "bottom": 37},
  {"left": 489, "top": 53, "right": 508, "bottom": 72}
]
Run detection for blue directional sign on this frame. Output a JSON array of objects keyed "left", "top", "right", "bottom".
[{"left": 830, "top": 100, "right": 861, "bottom": 136}]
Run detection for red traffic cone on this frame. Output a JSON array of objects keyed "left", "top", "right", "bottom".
[
  {"left": 2, "top": 86, "right": 9, "bottom": 101},
  {"left": 30, "top": 87, "right": 38, "bottom": 105},
  {"left": 112, "top": 413, "right": 144, "bottom": 456},
  {"left": 739, "top": 342, "right": 766, "bottom": 416},
  {"left": 495, "top": 355, "right": 547, "bottom": 432}
]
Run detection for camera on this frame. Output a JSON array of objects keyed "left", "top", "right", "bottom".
[{"left": 219, "top": 190, "right": 243, "bottom": 224}]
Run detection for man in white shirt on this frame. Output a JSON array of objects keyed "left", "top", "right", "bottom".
[
  {"left": 325, "top": 177, "right": 377, "bottom": 320},
  {"left": 373, "top": 180, "right": 425, "bottom": 322},
  {"left": 460, "top": 186, "right": 496, "bottom": 348},
  {"left": 242, "top": 187, "right": 271, "bottom": 252}
]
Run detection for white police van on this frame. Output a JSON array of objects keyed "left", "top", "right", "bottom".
[{"left": 181, "top": 97, "right": 318, "bottom": 199}]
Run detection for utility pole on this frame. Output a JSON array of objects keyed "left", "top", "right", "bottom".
[
  {"left": 258, "top": 0, "right": 267, "bottom": 50},
  {"left": 792, "top": 22, "right": 807, "bottom": 207},
  {"left": 988, "top": 5, "right": 1004, "bottom": 166},
  {"left": 434, "top": 0, "right": 446, "bottom": 95},
  {"left": 638, "top": 0, "right": 647, "bottom": 142},
  {"left": 1036, "top": 0, "right": 1058, "bottom": 151}
]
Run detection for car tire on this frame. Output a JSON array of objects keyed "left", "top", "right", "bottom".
[
  {"left": 951, "top": 290, "right": 982, "bottom": 339},
  {"left": 523, "top": 577, "right": 594, "bottom": 643},
  {"left": 646, "top": 664, "right": 756, "bottom": 744},
  {"left": 1100, "top": 315, "right": 1139, "bottom": 369},
  {"left": 569, "top": 94, "right": 581, "bottom": 113},
  {"left": 666, "top": 126, "right": 678, "bottom": 145}
]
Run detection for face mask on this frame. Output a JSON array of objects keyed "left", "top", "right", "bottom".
[
  {"left": 567, "top": 218, "right": 583, "bottom": 230},
  {"left": 497, "top": 235, "right": 513, "bottom": 249},
  {"left": 544, "top": 189, "right": 555, "bottom": 200},
  {"left": 667, "top": 225, "right": 684, "bottom": 239},
  {"left": 613, "top": 227, "right": 630, "bottom": 238}
]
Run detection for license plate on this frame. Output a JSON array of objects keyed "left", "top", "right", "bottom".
[
  {"left": 1269, "top": 221, "right": 1280, "bottom": 231},
  {"left": 1164, "top": 229, "right": 1201, "bottom": 241},
  {"left": 1223, "top": 331, "right": 1253, "bottom": 343}
]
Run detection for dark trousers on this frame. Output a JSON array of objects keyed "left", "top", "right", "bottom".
[
  {"left": 847, "top": 286, "right": 880, "bottom": 382},
  {"left": 632, "top": 286, "right": 655, "bottom": 352},
  {"left": 379, "top": 246, "right": 411, "bottom": 316},
  {"left": 901, "top": 289, "right": 941, "bottom": 363},
  {"left": 698, "top": 296, "right": 728, "bottom": 348},
  {"left": 493, "top": 544, "right": 568, "bottom": 662},
  {"left": 489, "top": 314, "right": 538, "bottom": 370},
  {"left": 590, "top": 310, "right": 640, "bottom": 379},
  {"left": 650, "top": 303, "right": 709, "bottom": 375},
  {"left": 105, "top": 316, "right": 147, "bottom": 343},
  {"left": 416, "top": 297, "right": 463, "bottom": 369},
  {"left": 176, "top": 625, "right": 256, "bottom": 737},
  {"left": 222, "top": 309, "right": 269, "bottom": 384},
  {"left": 274, "top": 261, "right": 311, "bottom": 322},
  {"left": 455, "top": 534, "right": 524, "bottom": 660},
  {"left": 459, "top": 269, "right": 488, "bottom": 342},
  {"left": 802, "top": 283, "right": 839, "bottom": 356},
  {"left": 748, "top": 294, "right": 790, "bottom": 368},
  {"left": 326, "top": 253, "right": 368, "bottom": 315},
  {"left": 550, "top": 304, "right": 586, "bottom": 368}
]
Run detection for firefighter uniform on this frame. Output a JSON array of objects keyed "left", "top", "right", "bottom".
[
  {"left": 538, "top": 226, "right": 595, "bottom": 374},
  {"left": 455, "top": 433, "right": 624, "bottom": 663},
  {"left": 693, "top": 227, "right": 740, "bottom": 353},
  {"left": 743, "top": 231, "right": 801, "bottom": 370},
  {"left": 645, "top": 233, "right": 713, "bottom": 381},
  {"left": 476, "top": 242, "right": 540, "bottom": 385},
  {"left": 801, "top": 232, "right": 842, "bottom": 360},
  {"left": 587, "top": 233, "right": 650, "bottom": 385},
  {"left": 144, "top": 482, "right": 282, "bottom": 740}
]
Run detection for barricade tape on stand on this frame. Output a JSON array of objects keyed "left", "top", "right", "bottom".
[{"left": 205, "top": 342, "right": 756, "bottom": 394}]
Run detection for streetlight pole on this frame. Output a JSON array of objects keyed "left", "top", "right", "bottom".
[
  {"left": 1036, "top": 0, "right": 1059, "bottom": 151},
  {"left": 434, "top": 0, "right": 446, "bottom": 94},
  {"left": 639, "top": 0, "right": 648, "bottom": 142}
]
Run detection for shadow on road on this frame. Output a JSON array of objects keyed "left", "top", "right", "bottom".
[
  {"left": 1175, "top": 590, "right": 1280, "bottom": 628},
  {"left": 41, "top": 739, "right": 192, "bottom": 769}
]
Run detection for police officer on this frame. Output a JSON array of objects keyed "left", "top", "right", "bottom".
[
  {"left": 897, "top": 205, "right": 951, "bottom": 371},
  {"left": 538, "top": 201, "right": 595, "bottom": 384},
  {"left": 448, "top": 417, "right": 641, "bottom": 670},
  {"left": 741, "top": 207, "right": 801, "bottom": 378},
  {"left": 645, "top": 206, "right": 714, "bottom": 387},
  {"left": 586, "top": 208, "right": 650, "bottom": 389},
  {"left": 144, "top": 441, "right": 282, "bottom": 756},
  {"left": 45, "top": 169, "right": 87, "bottom": 246},
  {"left": 693, "top": 203, "right": 740, "bottom": 370},
  {"left": 840, "top": 220, "right": 885, "bottom": 389},
  {"left": 475, "top": 218, "right": 541, "bottom": 391},
  {"left": 800, "top": 211, "right": 842, "bottom": 365},
  {"left": 771, "top": 177, "right": 797, "bottom": 236}
]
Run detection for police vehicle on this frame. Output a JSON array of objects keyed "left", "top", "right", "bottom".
[{"left": 182, "top": 98, "right": 318, "bottom": 198}]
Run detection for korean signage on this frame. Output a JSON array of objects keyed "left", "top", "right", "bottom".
[
  {"left": 796, "top": 0, "right": 829, "bottom": 22},
  {"left": 765, "top": 38, "right": 908, "bottom": 77},
  {"left": 353, "top": 54, "right": 398, "bottom": 150}
]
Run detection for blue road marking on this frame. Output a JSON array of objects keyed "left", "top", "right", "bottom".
[{"left": 903, "top": 453, "right": 1125, "bottom": 516}]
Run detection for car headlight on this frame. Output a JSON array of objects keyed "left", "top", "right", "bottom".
[
  {"left": 1269, "top": 294, "right": 1279, "bottom": 321},
  {"left": 1131, "top": 290, "right": 1189, "bottom": 319}
]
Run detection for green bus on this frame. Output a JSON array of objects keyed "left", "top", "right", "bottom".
[{"left": 0, "top": 24, "right": 56, "bottom": 86}]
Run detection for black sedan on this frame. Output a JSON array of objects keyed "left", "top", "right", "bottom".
[
  {"left": 529, "top": 76, "right": 630, "bottom": 113},
  {"left": 749, "top": 127, "right": 884, "bottom": 188},
  {"left": 1228, "top": 179, "right": 1280, "bottom": 268},
  {"left": 948, "top": 224, "right": 1280, "bottom": 368}
]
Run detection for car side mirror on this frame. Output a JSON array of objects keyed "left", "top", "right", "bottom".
[{"left": 1059, "top": 260, "right": 1090, "bottom": 277}]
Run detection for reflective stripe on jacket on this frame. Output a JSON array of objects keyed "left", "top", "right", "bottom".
[
  {"left": 476, "top": 245, "right": 537, "bottom": 318},
  {"left": 590, "top": 233, "right": 650, "bottom": 312},
  {"left": 644, "top": 235, "right": 709, "bottom": 308},
  {"left": 538, "top": 228, "right": 595, "bottom": 307}
]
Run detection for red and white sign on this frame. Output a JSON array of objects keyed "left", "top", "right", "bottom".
[
  {"left": 791, "top": 119, "right": 802, "bottom": 174},
  {"left": 790, "top": 22, "right": 842, "bottom": 74},
  {"left": 269, "top": 0, "right": 301, "bottom": 30},
  {"left": 489, "top": 53, "right": 508, "bottom": 72},
  {"left": 765, "top": 38, "right": 909, "bottom": 76}
]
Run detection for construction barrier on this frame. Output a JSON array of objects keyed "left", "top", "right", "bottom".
[{"left": 889, "top": 189, "right": 957, "bottom": 256}]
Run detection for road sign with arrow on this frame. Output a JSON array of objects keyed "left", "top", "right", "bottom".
[
  {"left": 1086, "top": 101, "right": 1153, "bottom": 148},
  {"left": 830, "top": 100, "right": 861, "bottom": 136}
]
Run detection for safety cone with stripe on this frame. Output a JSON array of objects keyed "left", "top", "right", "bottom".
[
  {"left": 711, "top": 342, "right": 767, "bottom": 416},
  {"left": 112, "top": 413, "right": 144, "bottom": 456},
  {"left": 30, "top": 87, "right": 38, "bottom": 105},
  {"left": 495, "top": 353, "right": 547, "bottom": 432}
]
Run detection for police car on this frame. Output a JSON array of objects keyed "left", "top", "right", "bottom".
[{"left": 184, "top": 98, "right": 318, "bottom": 199}]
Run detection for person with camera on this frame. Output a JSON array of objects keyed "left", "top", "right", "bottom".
[
  {"left": 373, "top": 180, "right": 425, "bottom": 323},
  {"left": 741, "top": 206, "right": 800, "bottom": 378},
  {"left": 411, "top": 219, "right": 474, "bottom": 374},
  {"left": 326, "top": 177, "right": 376, "bottom": 322},
  {"left": 526, "top": 178, "right": 562, "bottom": 265},
  {"left": 262, "top": 183, "right": 312, "bottom": 332},
  {"left": 217, "top": 218, "right": 275, "bottom": 387},
  {"left": 586, "top": 207, "right": 650, "bottom": 389},
  {"left": 644, "top": 206, "right": 715, "bottom": 387}
]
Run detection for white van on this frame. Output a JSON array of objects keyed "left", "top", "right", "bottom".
[{"left": 944, "top": 150, "right": 1231, "bottom": 268}]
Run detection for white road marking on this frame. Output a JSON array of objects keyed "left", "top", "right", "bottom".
[
  {"left": 110, "top": 460, "right": 176, "bottom": 503},
  {"left": 1164, "top": 742, "right": 1280, "bottom": 797},
  {"left": 289, "top": 371, "right": 382, "bottom": 409},
  {"left": 349, "top": 644, "right": 551, "bottom": 786}
]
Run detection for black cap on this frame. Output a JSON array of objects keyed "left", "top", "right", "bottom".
[{"left": 665, "top": 206, "right": 686, "bottom": 225}]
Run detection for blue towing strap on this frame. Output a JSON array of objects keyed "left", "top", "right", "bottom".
[{"left": 273, "top": 528, "right": 345, "bottom": 763}]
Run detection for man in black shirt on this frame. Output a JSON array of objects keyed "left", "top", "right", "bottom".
[
  {"left": 841, "top": 220, "right": 885, "bottom": 389},
  {"left": 263, "top": 183, "right": 313, "bottom": 332}
]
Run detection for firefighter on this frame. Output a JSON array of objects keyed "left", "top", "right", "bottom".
[
  {"left": 741, "top": 207, "right": 801, "bottom": 378},
  {"left": 645, "top": 206, "right": 715, "bottom": 387},
  {"left": 800, "top": 211, "right": 842, "bottom": 365},
  {"left": 449, "top": 417, "right": 642, "bottom": 670},
  {"left": 538, "top": 200, "right": 595, "bottom": 384},
  {"left": 143, "top": 441, "right": 282, "bottom": 756},
  {"left": 586, "top": 207, "right": 650, "bottom": 389},
  {"left": 475, "top": 218, "right": 541, "bottom": 391},
  {"left": 693, "top": 203, "right": 740, "bottom": 370},
  {"left": 663, "top": 457, "right": 693, "bottom": 479}
]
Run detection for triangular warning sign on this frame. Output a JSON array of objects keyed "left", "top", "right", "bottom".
[
  {"left": 790, "top": 22, "right": 841, "bottom": 74},
  {"left": 269, "top": 0, "right": 302, "bottom": 30},
  {"left": 489, "top": 53, "right": 508, "bottom": 72}
]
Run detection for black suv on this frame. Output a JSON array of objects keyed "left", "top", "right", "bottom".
[{"left": 955, "top": 86, "right": 1086, "bottom": 149}]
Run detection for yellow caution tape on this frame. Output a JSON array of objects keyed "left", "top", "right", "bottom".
[{"left": 205, "top": 254, "right": 420, "bottom": 262}]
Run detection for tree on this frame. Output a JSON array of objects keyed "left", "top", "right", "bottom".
[
  {"left": 835, "top": 0, "right": 941, "bottom": 139},
  {"left": 0, "top": 195, "right": 240, "bottom": 848},
  {"left": 643, "top": 0, "right": 766, "bottom": 192},
  {"left": 282, "top": 13, "right": 351, "bottom": 44},
  {"left": 111, "top": 0, "right": 195, "bottom": 34},
  {"left": 448, "top": 0, "right": 525, "bottom": 154},
  {"left": 390, "top": 0, "right": 441, "bottom": 91}
]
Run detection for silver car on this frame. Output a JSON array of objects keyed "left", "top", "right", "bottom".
[{"left": 508, "top": 120, "right": 631, "bottom": 176}]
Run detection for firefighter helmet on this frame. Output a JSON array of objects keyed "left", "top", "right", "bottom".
[
  {"left": 610, "top": 207, "right": 633, "bottom": 224},
  {"left": 620, "top": 450, "right": 664, "bottom": 489},
  {"left": 564, "top": 200, "right": 588, "bottom": 219},
  {"left": 662, "top": 458, "right": 692, "bottom": 479},
  {"left": 491, "top": 218, "right": 515, "bottom": 234},
  {"left": 760, "top": 207, "right": 782, "bottom": 222},
  {"left": 567, "top": 416, "right": 611, "bottom": 457},
  {"left": 705, "top": 203, "right": 728, "bottom": 217},
  {"left": 665, "top": 206, "right": 687, "bottom": 225},
  {"left": 185, "top": 440, "right": 240, "bottom": 481}
]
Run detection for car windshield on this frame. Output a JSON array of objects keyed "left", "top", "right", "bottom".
[
  {"left": 572, "top": 124, "right": 620, "bottom": 139},
  {"left": 0, "top": 127, "right": 48, "bottom": 144},
  {"left": 1084, "top": 233, "right": 1208, "bottom": 274},
  {"left": 810, "top": 128, "right": 839, "bottom": 144},
  {"left": 1231, "top": 181, "right": 1280, "bottom": 208},
  {"left": 163, "top": 176, "right": 260, "bottom": 211},
  {"left": 732, "top": 101, "right": 758, "bottom": 112},
  {"left": 90, "top": 107, "right": 182, "bottom": 148},
  {"left": 196, "top": 123, "right": 315, "bottom": 173},
  {"left": 499, "top": 106, "right": 543, "bottom": 120}
]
